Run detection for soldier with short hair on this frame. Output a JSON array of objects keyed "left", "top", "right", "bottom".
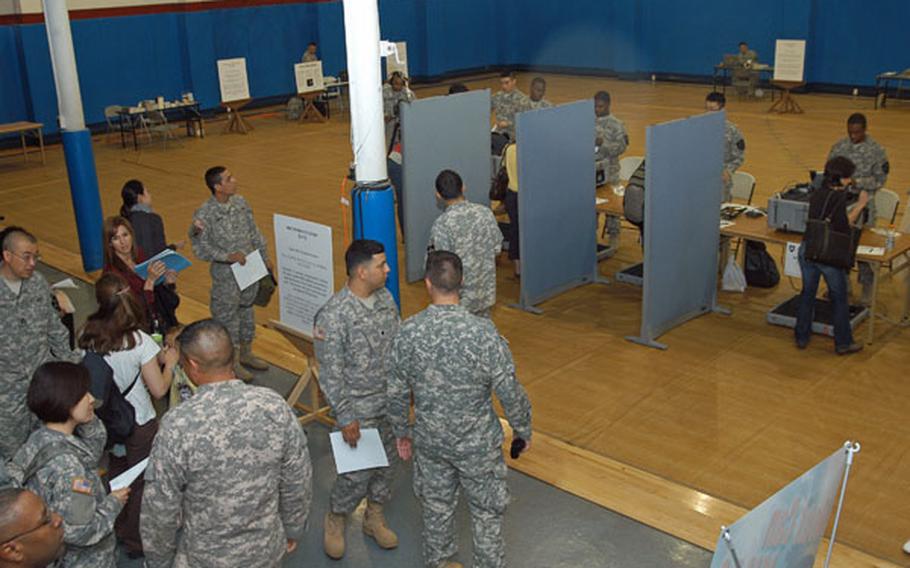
[
  {"left": 705, "top": 91, "right": 745, "bottom": 202},
  {"left": 527, "top": 77, "right": 552, "bottom": 110},
  {"left": 0, "top": 488, "right": 65, "bottom": 567},
  {"left": 314, "top": 239, "right": 401, "bottom": 559},
  {"left": 491, "top": 71, "right": 531, "bottom": 139},
  {"left": 141, "top": 319, "right": 312, "bottom": 568},
  {"left": 0, "top": 227, "right": 81, "bottom": 461},
  {"left": 389, "top": 251, "right": 532, "bottom": 568},
  {"left": 427, "top": 170, "right": 502, "bottom": 318},
  {"left": 827, "top": 113, "right": 888, "bottom": 304},
  {"left": 188, "top": 166, "right": 270, "bottom": 381},
  {"left": 594, "top": 90, "right": 630, "bottom": 189}
]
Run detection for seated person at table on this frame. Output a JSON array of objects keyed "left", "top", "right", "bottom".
[
  {"left": 527, "top": 77, "right": 552, "bottom": 110},
  {"left": 491, "top": 70, "right": 530, "bottom": 142},
  {"left": 302, "top": 42, "right": 319, "bottom": 62},
  {"left": 794, "top": 157, "right": 868, "bottom": 355},
  {"left": 732, "top": 41, "right": 759, "bottom": 97}
]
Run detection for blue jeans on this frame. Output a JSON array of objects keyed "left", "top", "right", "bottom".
[{"left": 795, "top": 243, "right": 854, "bottom": 348}]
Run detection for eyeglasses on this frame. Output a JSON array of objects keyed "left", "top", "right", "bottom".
[
  {"left": 8, "top": 251, "right": 41, "bottom": 265},
  {"left": 0, "top": 507, "right": 53, "bottom": 546}
]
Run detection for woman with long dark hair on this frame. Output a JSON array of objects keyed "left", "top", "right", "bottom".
[
  {"left": 120, "top": 179, "right": 182, "bottom": 258},
  {"left": 78, "top": 273, "right": 178, "bottom": 557},
  {"left": 103, "top": 215, "right": 179, "bottom": 332},
  {"left": 12, "top": 362, "right": 130, "bottom": 567}
]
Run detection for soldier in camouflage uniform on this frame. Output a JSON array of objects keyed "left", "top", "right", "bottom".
[
  {"left": 705, "top": 92, "right": 746, "bottom": 202},
  {"left": 383, "top": 71, "right": 416, "bottom": 150},
  {"left": 389, "top": 251, "right": 532, "bottom": 568},
  {"left": 189, "top": 166, "right": 270, "bottom": 381},
  {"left": 594, "top": 91, "right": 630, "bottom": 188},
  {"left": 0, "top": 488, "right": 65, "bottom": 566},
  {"left": 491, "top": 71, "right": 531, "bottom": 139},
  {"left": 828, "top": 113, "right": 889, "bottom": 303},
  {"left": 141, "top": 319, "right": 312, "bottom": 568},
  {"left": 314, "top": 240, "right": 401, "bottom": 559},
  {"left": 427, "top": 170, "right": 502, "bottom": 318},
  {"left": 526, "top": 77, "right": 552, "bottom": 110},
  {"left": 0, "top": 227, "right": 81, "bottom": 460},
  {"left": 11, "top": 362, "right": 128, "bottom": 568}
]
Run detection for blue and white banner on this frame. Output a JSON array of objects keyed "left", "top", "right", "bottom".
[{"left": 710, "top": 445, "right": 849, "bottom": 568}]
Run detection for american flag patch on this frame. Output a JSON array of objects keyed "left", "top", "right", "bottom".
[{"left": 71, "top": 477, "right": 92, "bottom": 495}]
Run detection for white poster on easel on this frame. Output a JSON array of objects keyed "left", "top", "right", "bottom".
[
  {"left": 217, "top": 57, "right": 251, "bottom": 102},
  {"left": 295, "top": 61, "right": 325, "bottom": 94},
  {"left": 386, "top": 41, "right": 408, "bottom": 78},
  {"left": 773, "top": 40, "right": 807, "bottom": 82},
  {"left": 709, "top": 445, "right": 850, "bottom": 568},
  {"left": 273, "top": 214, "right": 334, "bottom": 338}
]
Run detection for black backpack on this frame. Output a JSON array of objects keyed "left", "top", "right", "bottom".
[
  {"left": 81, "top": 352, "right": 140, "bottom": 444},
  {"left": 744, "top": 240, "right": 780, "bottom": 288}
]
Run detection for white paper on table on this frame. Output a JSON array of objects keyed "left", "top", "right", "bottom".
[
  {"left": 784, "top": 241, "right": 802, "bottom": 278},
  {"left": 109, "top": 458, "right": 149, "bottom": 491},
  {"left": 856, "top": 245, "right": 885, "bottom": 256},
  {"left": 51, "top": 278, "right": 78, "bottom": 289},
  {"left": 595, "top": 197, "right": 608, "bottom": 205},
  {"left": 231, "top": 250, "right": 268, "bottom": 291},
  {"left": 329, "top": 428, "right": 390, "bottom": 474}
]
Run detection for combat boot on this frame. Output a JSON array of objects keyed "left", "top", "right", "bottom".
[
  {"left": 232, "top": 345, "right": 253, "bottom": 382},
  {"left": 324, "top": 511, "right": 346, "bottom": 559},
  {"left": 436, "top": 562, "right": 464, "bottom": 568},
  {"left": 362, "top": 501, "right": 398, "bottom": 549},
  {"left": 239, "top": 342, "right": 269, "bottom": 371}
]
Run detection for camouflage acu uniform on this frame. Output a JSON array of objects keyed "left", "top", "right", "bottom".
[
  {"left": 595, "top": 114, "right": 629, "bottom": 185},
  {"left": 723, "top": 120, "right": 746, "bottom": 202},
  {"left": 491, "top": 90, "right": 531, "bottom": 138},
  {"left": 827, "top": 135, "right": 889, "bottom": 223},
  {"left": 141, "top": 380, "right": 312, "bottom": 568},
  {"left": 189, "top": 195, "right": 268, "bottom": 345},
  {"left": 314, "top": 286, "right": 400, "bottom": 514},
  {"left": 526, "top": 98, "right": 553, "bottom": 111},
  {"left": 389, "top": 304, "right": 532, "bottom": 568},
  {"left": 382, "top": 85, "right": 416, "bottom": 121},
  {"left": 427, "top": 201, "right": 503, "bottom": 317},
  {"left": 12, "top": 419, "right": 122, "bottom": 568},
  {"left": 0, "top": 270, "right": 80, "bottom": 459}
]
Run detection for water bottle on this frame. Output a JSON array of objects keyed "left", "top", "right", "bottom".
[{"left": 885, "top": 224, "right": 896, "bottom": 252}]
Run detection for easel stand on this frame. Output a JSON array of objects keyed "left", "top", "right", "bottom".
[
  {"left": 769, "top": 81, "right": 805, "bottom": 114},
  {"left": 221, "top": 99, "right": 254, "bottom": 134},
  {"left": 299, "top": 91, "right": 327, "bottom": 123},
  {"left": 268, "top": 320, "right": 333, "bottom": 426}
]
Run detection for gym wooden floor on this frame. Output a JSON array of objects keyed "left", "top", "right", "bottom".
[{"left": 2, "top": 74, "right": 908, "bottom": 566}]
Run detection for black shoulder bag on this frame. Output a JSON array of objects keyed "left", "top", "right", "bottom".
[{"left": 803, "top": 192, "right": 862, "bottom": 270}]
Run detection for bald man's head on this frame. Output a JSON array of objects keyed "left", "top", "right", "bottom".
[{"left": 177, "top": 319, "right": 234, "bottom": 382}]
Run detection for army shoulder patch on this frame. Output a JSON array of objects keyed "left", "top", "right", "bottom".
[{"left": 71, "top": 477, "right": 92, "bottom": 495}]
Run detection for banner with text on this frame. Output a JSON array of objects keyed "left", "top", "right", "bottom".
[
  {"left": 274, "top": 214, "right": 333, "bottom": 339},
  {"left": 709, "top": 445, "right": 848, "bottom": 568}
]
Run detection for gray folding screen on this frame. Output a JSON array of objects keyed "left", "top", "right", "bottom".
[
  {"left": 400, "top": 90, "right": 491, "bottom": 282},
  {"left": 627, "top": 111, "right": 725, "bottom": 349},
  {"left": 516, "top": 100, "right": 597, "bottom": 310}
]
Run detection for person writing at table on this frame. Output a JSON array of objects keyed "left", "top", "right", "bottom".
[
  {"left": 794, "top": 156, "right": 868, "bottom": 355},
  {"left": 103, "top": 216, "right": 179, "bottom": 333}
]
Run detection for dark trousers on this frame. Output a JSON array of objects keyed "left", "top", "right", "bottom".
[
  {"left": 795, "top": 244, "right": 853, "bottom": 348},
  {"left": 504, "top": 190, "right": 520, "bottom": 260},
  {"left": 109, "top": 419, "right": 158, "bottom": 553}
]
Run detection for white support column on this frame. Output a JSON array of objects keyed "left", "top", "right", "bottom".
[
  {"left": 342, "top": 0, "right": 388, "bottom": 184},
  {"left": 42, "top": 0, "right": 85, "bottom": 131}
]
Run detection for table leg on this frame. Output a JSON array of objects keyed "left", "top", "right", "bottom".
[
  {"left": 37, "top": 128, "right": 45, "bottom": 165},
  {"left": 120, "top": 115, "right": 127, "bottom": 148},
  {"left": 20, "top": 132, "right": 27, "bottom": 162},
  {"left": 865, "top": 261, "right": 881, "bottom": 345}
]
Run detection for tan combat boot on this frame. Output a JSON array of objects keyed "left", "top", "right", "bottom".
[
  {"left": 239, "top": 342, "right": 269, "bottom": 371},
  {"left": 362, "top": 501, "right": 398, "bottom": 549},
  {"left": 437, "top": 562, "right": 464, "bottom": 568},
  {"left": 232, "top": 345, "right": 253, "bottom": 382},
  {"left": 323, "top": 511, "right": 346, "bottom": 559}
]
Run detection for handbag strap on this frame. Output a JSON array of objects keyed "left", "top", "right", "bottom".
[
  {"left": 121, "top": 369, "right": 142, "bottom": 398},
  {"left": 817, "top": 190, "right": 836, "bottom": 222}
]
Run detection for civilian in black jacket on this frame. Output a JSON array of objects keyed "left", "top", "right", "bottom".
[
  {"left": 120, "top": 180, "right": 182, "bottom": 257},
  {"left": 795, "top": 157, "right": 869, "bottom": 354}
]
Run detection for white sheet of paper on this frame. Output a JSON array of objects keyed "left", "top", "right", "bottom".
[
  {"left": 231, "top": 250, "right": 268, "bottom": 291},
  {"left": 51, "top": 278, "right": 78, "bottom": 289},
  {"left": 595, "top": 197, "right": 608, "bottom": 205},
  {"left": 109, "top": 458, "right": 149, "bottom": 491},
  {"left": 784, "top": 241, "right": 802, "bottom": 278},
  {"left": 856, "top": 245, "right": 885, "bottom": 256},
  {"left": 329, "top": 428, "right": 390, "bottom": 474}
]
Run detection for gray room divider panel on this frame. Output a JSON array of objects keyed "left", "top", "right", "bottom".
[
  {"left": 516, "top": 100, "right": 597, "bottom": 309},
  {"left": 629, "top": 111, "right": 725, "bottom": 349},
  {"left": 400, "top": 90, "right": 491, "bottom": 282}
]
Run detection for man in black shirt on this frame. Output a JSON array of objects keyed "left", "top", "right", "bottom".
[{"left": 795, "top": 156, "right": 869, "bottom": 354}]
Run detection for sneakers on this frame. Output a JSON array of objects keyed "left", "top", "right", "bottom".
[
  {"left": 835, "top": 343, "right": 863, "bottom": 355},
  {"left": 323, "top": 512, "right": 346, "bottom": 559},
  {"left": 363, "top": 501, "right": 398, "bottom": 549},
  {"left": 239, "top": 342, "right": 269, "bottom": 371}
]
